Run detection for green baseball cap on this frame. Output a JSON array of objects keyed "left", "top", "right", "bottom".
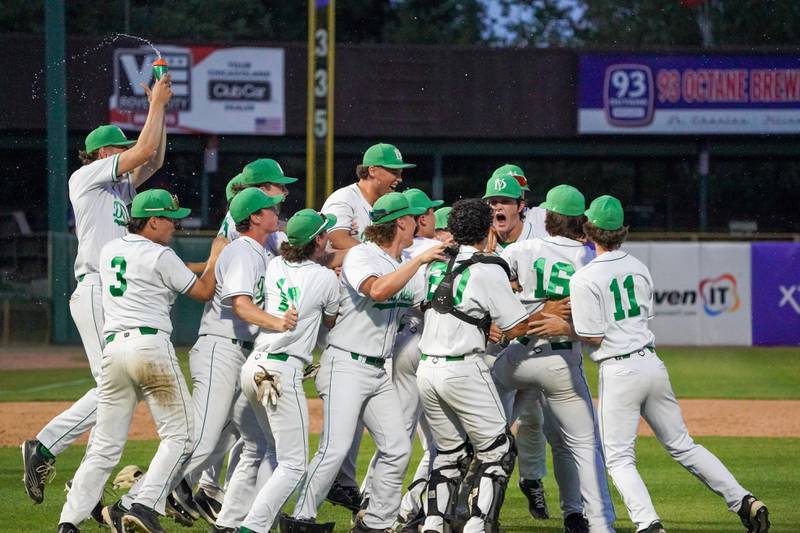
[
  {"left": 362, "top": 143, "right": 416, "bottom": 169},
  {"left": 370, "top": 192, "right": 426, "bottom": 225},
  {"left": 585, "top": 195, "right": 625, "bottom": 230},
  {"left": 131, "top": 189, "right": 191, "bottom": 219},
  {"left": 225, "top": 173, "right": 243, "bottom": 203},
  {"left": 492, "top": 164, "right": 529, "bottom": 191},
  {"left": 482, "top": 174, "right": 522, "bottom": 200},
  {"left": 434, "top": 207, "right": 452, "bottom": 230},
  {"left": 230, "top": 188, "right": 284, "bottom": 224},
  {"left": 286, "top": 209, "right": 337, "bottom": 246},
  {"left": 403, "top": 188, "right": 443, "bottom": 211},
  {"left": 240, "top": 159, "right": 298, "bottom": 186},
  {"left": 85, "top": 125, "right": 136, "bottom": 154},
  {"left": 539, "top": 184, "right": 585, "bottom": 217}
]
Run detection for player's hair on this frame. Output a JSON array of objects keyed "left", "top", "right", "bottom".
[
  {"left": 583, "top": 222, "right": 629, "bottom": 251},
  {"left": 280, "top": 239, "right": 317, "bottom": 263},
  {"left": 355, "top": 164, "right": 369, "bottom": 181},
  {"left": 231, "top": 183, "right": 250, "bottom": 197},
  {"left": 545, "top": 211, "right": 586, "bottom": 241},
  {"left": 449, "top": 198, "right": 492, "bottom": 246},
  {"left": 78, "top": 149, "right": 99, "bottom": 166},
  {"left": 364, "top": 220, "right": 398, "bottom": 246},
  {"left": 235, "top": 214, "right": 257, "bottom": 233},
  {"left": 127, "top": 217, "right": 149, "bottom": 234}
]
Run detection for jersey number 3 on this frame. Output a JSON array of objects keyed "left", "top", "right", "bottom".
[
  {"left": 609, "top": 275, "right": 640, "bottom": 320},
  {"left": 109, "top": 256, "right": 127, "bottom": 297}
]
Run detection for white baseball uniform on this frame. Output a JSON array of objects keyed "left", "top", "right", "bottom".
[
  {"left": 570, "top": 250, "right": 749, "bottom": 531},
  {"left": 417, "top": 245, "right": 528, "bottom": 533},
  {"left": 60, "top": 234, "right": 196, "bottom": 524},
  {"left": 492, "top": 236, "right": 616, "bottom": 531},
  {"left": 218, "top": 210, "right": 287, "bottom": 258},
  {"left": 521, "top": 205, "right": 547, "bottom": 241},
  {"left": 321, "top": 182, "right": 373, "bottom": 242},
  {"left": 230, "top": 257, "right": 339, "bottom": 532},
  {"left": 293, "top": 242, "right": 419, "bottom": 529},
  {"left": 37, "top": 154, "right": 135, "bottom": 456}
]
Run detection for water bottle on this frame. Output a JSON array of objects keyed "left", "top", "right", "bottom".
[{"left": 152, "top": 58, "right": 168, "bottom": 81}]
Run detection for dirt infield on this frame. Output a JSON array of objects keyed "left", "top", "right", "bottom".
[
  {"left": 1, "top": 347, "right": 798, "bottom": 446},
  {"left": 1, "top": 398, "right": 799, "bottom": 447}
]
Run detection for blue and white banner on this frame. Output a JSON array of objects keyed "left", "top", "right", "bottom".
[{"left": 578, "top": 53, "right": 800, "bottom": 134}]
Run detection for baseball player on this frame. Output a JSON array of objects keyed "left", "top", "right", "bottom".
[
  {"left": 416, "top": 198, "right": 565, "bottom": 533},
  {"left": 530, "top": 195, "right": 771, "bottom": 533},
  {"left": 358, "top": 188, "right": 444, "bottom": 528},
  {"left": 492, "top": 184, "right": 616, "bottom": 533},
  {"left": 319, "top": 142, "right": 416, "bottom": 509},
  {"left": 433, "top": 206, "right": 452, "bottom": 242},
  {"left": 231, "top": 209, "right": 340, "bottom": 533},
  {"left": 322, "top": 142, "right": 414, "bottom": 250},
  {"left": 58, "top": 189, "right": 222, "bottom": 533},
  {"left": 284, "top": 192, "right": 445, "bottom": 533},
  {"left": 23, "top": 75, "right": 173, "bottom": 507}
]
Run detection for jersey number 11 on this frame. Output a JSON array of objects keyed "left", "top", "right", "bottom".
[{"left": 609, "top": 275, "right": 640, "bottom": 321}]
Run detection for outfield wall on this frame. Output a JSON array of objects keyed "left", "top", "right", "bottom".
[{"left": 623, "top": 241, "right": 800, "bottom": 346}]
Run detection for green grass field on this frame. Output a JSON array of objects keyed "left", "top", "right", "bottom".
[{"left": 0, "top": 346, "right": 797, "bottom": 532}]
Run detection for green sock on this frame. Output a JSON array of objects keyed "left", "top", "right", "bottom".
[{"left": 36, "top": 443, "right": 55, "bottom": 461}]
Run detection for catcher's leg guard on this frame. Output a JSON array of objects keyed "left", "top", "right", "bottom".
[
  {"left": 422, "top": 441, "right": 472, "bottom": 533},
  {"left": 465, "top": 432, "right": 517, "bottom": 533},
  {"left": 279, "top": 514, "right": 335, "bottom": 533}
]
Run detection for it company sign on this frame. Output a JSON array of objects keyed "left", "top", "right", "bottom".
[{"left": 654, "top": 273, "right": 740, "bottom": 317}]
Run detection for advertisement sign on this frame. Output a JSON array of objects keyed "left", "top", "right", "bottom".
[
  {"left": 751, "top": 243, "right": 800, "bottom": 346},
  {"left": 578, "top": 53, "right": 800, "bottom": 134},
  {"left": 110, "top": 45, "right": 285, "bottom": 135},
  {"left": 621, "top": 242, "right": 751, "bottom": 345}
]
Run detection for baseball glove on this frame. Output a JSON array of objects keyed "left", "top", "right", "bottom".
[
  {"left": 112, "top": 464, "right": 144, "bottom": 490},
  {"left": 254, "top": 365, "right": 282, "bottom": 407},
  {"left": 303, "top": 362, "right": 321, "bottom": 382}
]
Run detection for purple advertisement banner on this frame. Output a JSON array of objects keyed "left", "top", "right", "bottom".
[
  {"left": 578, "top": 53, "right": 800, "bottom": 134},
  {"left": 751, "top": 242, "right": 800, "bottom": 346}
]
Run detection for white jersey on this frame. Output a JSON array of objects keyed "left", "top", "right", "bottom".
[
  {"left": 419, "top": 245, "right": 528, "bottom": 356},
  {"left": 521, "top": 206, "right": 548, "bottom": 240},
  {"left": 99, "top": 234, "right": 196, "bottom": 337},
  {"left": 254, "top": 257, "right": 340, "bottom": 363},
  {"left": 570, "top": 250, "right": 656, "bottom": 362},
  {"left": 326, "top": 242, "right": 423, "bottom": 358},
  {"left": 198, "top": 236, "right": 270, "bottom": 341},
  {"left": 321, "top": 183, "right": 373, "bottom": 242},
  {"left": 70, "top": 154, "right": 136, "bottom": 279},
  {"left": 401, "top": 236, "right": 442, "bottom": 324},
  {"left": 218, "top": 210, "right": 287, "bottom": 258}
]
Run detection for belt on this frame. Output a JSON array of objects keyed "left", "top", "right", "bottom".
[
  {"left": 350, "top": 353, "right": 385, "bottom": 368},
  {"left": 420, "top": 354, "right": 466, "bottom": 362},
  {"left": 267, "top": 353, "right": 289, "bottom": 361},
  {"left": 200, "top": 334, "right": 254, "bottom": 351},
  {"left": 106, "top": 327, "right": 158, "bottom": 344},
  {"left": 517, "top": 337, "right": 573, "bottom": 351},
  {"left": 78, "top": 274, "right": 85, "bottom": 282},
  {"left": 614, "top": 345, "right": 655, "bottom": 361}
]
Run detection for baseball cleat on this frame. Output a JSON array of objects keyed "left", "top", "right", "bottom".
[
  {"left": 22, "top": 439, "right": 56, "bottom": 504},
  {"left": 563, "top": 512, "right": 589, "bottom": 533},
  {"left": 165, "top": 493, "right": 195, "bottom": 527},
  {"left": 208, "top": 525, "right": 237, "bottom": 532},
  {"left": 122, "top": 503, "right": 166, "bottom": 533},
  {"left": 518, "top": 478, "right": 549, "bottom": 519},
  {"left": 193, "top": 487, "right": 223, "bottom": 524},
  {"left": 101, "top": 500, "right": 127, "bottom": 533},
  {"left": 351, "top": 517, "right": 393, "bottom": 533},
  {"left": 637, "top": 521, "right": 666, "bottom": 533},
  {"left": 64, "top": 479, "right": 105, "bottom": 526},
  {"left": 738, "top": 495, "right": 770, "bottom": 533},
  {"left": 326, "top": 480, "right": 362, "bottom": 512},
  {"left": 279, "top": 514, "right": 335, "bottom": 533},
  {"left": 56, "top": 523, "right": 80, "bottom": 533},
  {"left": 170, "top": 478, "right": 201, "bottom": 521}
]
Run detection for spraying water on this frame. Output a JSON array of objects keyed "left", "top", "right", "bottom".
[{"left": 32, "top": 32, "right": 162, "bottom": 100}]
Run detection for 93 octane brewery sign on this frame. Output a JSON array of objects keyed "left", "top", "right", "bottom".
[
  {"left": 578, "top": 53, "right": 800, "bottom": 134},
  {"left": 110, "top": 45, "right": 285, "bottom": 135}
]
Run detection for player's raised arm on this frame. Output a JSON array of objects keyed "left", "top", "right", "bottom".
[
  {"left": 117, "top": 75, "right": 172, "bottom": 178},
  {"left": 186, "top": 235, "right": 227, "bottom": 302}
]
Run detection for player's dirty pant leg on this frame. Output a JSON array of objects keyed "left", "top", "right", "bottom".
[
  {"left": 642, "top": 355, "right": 748, "bottom": 511},
  {"left": 216, "top": 391, "right": 277, "bottom": 528},
  {"left": 38, "top": 281, "right": 104, "bottom": 455},
  {"left": 240, "top": 358, "right": 309, "bottom": 533},
  {"left": 293, "top": 351, "right": 375, "bottom": 520},
  {"left": 59, "top": 335, "right": 138, "bottom": 525},
  {"left": 132, "top": 336, "right": 195, "bottom": 514},
  {"left": 598, "top": 358, "right": 661, "bottom": 531}
]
